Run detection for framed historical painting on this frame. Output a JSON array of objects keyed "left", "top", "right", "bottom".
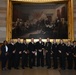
[{"left": 7, "top": 0, "right": 74, "bottom": 42}]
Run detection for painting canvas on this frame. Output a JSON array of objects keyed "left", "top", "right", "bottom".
[{"left": 12, "top": 3, "right": 68, "bottom": 39}]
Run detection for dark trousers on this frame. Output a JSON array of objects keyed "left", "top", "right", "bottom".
[
  {"left": 74, "top": 57, "right": 76, "bottom": 69},
  {"left": 29, "top": 53, "right": 35, "bottom": 68},
  {"left": 53, "top": 55, "right": 58, "bottom": 68},
  {"left": 46, "top": 53, "right": 51, "bottom": 67},
  {"left": 1, "top": 56, "right": 7, "bottom": 69},
  {"left": 59, "top": 55, "right": 66, "bottom": 69},
  {"left": 8, "top": 55, "right": 12, "bottom": 69},
  {"left": 14, "top": 54, "right": 20, "bottom": 68},
  {"left": 37, "top": 52, "right": 44, "bottom": 67},
  {"left": 67, "top": 55, "right": 73, "bottom": 69},
  {"left": 22, "top": 53, "right": 28, "bottom": 68},
  {"left": 12, "top": 54, "right": 15, "bottom": 68}
]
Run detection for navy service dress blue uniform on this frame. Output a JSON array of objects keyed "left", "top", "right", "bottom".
[
  {"left": 8, "top": 41, "right": 15, "bottom": 70},
  {"left": 52, "top": 42, "right": 58, "bottom": 69},
  {"left": 45, "top": 40, "right": 52, "bottom": 69},
  {"left": 73, "top": 41, "right": 76, "bottom": 70},
  {"left": 66, "top": 43, "right": 73, "bottom": 69},
  {"left": 1, "top": 41, "right": 8, "bottom": 70},
  {"left": 58, "top": 43, "right": 66, "bottom": 70},
  {"left": 14, "top": 41, "right": 22, "bottom": 69},
  {"left": 36, "top": 40, "right": 44, "bottom": 67},
  {"left": 28, "top": 41, "right": 36, "bottom": 68},
  {"left": 21, "top": 41, "right": 28, "bottom": 69}
]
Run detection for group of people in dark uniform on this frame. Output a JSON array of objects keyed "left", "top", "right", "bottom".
[{"left": 0, "top": 38, "right": 76, "bottom": 71}]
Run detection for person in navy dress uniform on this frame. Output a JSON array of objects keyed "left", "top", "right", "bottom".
[
  {"left": 73, "top": 41, "right": 76, "bottom": 70},
  {"left": 52, "top": 39, "right": 58, "bottom": 69},
  {"left": 7, "top": 39, "right": 15, "bottom": 70},
  {"left": 45, "top": 38, "right": 52, "bottom": 69},
  {"left": 66, "top": 41, "right": 73, "bottom": 69},
  {"left": 28, "top": 38, "right": 36, "bottom": 68},
  {"left": 58, "top": 39, "right": 66, "bottom": 70},
  {"left": 1, "top": 40, "right": 8, "bottom": 70},
  {"left": 14, "top": 38, "right": 22, "bottom": 69},
  {"left": 36, "top": 37, "right": 44, "bottom": 67},
  {"left": 21, "top": 39, "right": 28, "bottom": 69}
]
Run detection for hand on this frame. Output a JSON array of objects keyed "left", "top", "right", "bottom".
[
  {"left": 32, "top": 51, "right": 35, "bottom": 54},
  {"left": 13, "top": 50, "right": 15, "bottom": 53},
  {"left": 5, "top": 53, "right": 8, "bottom": 56},
  {"left": 25, "top": 51, "right": 27, "bottom": 54},
  {"left": 74, "top": 55, "right": 76, "bottom": 57},
  {"left": 35, "top": 51, "right": 37, "bottom": 56},
  {"left": 66, "top": 53, "right": 69, "bottom": 56},
  {"left": 59, "top": 50, "right": 61, "bottom": 53},
  {"left": 46, "top": 50, "right": 48, "bottom": 52},
  {"left": 39, "top": 50, "right": 42, "bottom": 52},
  {"left": 51, "top": 51, "right": 53, "bottom": 54},
  {"left": 19, "top": 51, "right": 22, "bottom": 54}
]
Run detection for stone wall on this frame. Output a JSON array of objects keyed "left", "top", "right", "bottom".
[{"left": 0, "top": 0, "right": 7, "bottom": 43}]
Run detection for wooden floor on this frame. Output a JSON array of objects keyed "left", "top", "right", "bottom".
[{"left": 0, "top": 67, "right": 76, "bottom": 75}]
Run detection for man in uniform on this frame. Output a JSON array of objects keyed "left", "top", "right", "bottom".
[
  {"left": 8, "top": 39, "right": 15, "bottom": 70},
  {"left": 36, "top": 37, "right": 44, "bottom": 67},
  {"left": 1, "top": 40, "right": 8, "bottom": 70},
  {"left": 52, "top": 39, "right": 58, "bottom": 69},
  {"left": 45, "top": 38, "right": 52, "bottom": 69},
  {"left": 14, "top": 38, "right": 22, "bottom": 69},
  {"left": 66, "top": 41, "right": 73, "bottom": 69},
  {"left": 73, "top": 41, "right": 76, "bottom": 70},
  {"left": 21, "top": 39, "right": 28, "bottom": 69},
  {"left": 58, "top": 39, "right": 66, "bottom": 70},
  {"left": 28, "top": 38, "right": 36, "bottom": 68}
]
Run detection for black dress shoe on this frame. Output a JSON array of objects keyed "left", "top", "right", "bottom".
[
  {"left": 61, "top": 68, "right": 65, "bottom": 70},
  {"left": 2, "top": 68, "right": 6, "bottom": 71},
  {"left": 41, "top": 65, "right": 44, "bottom": 67},
  {"left": 74, "top": 67, "right": 76, "bottom": 70},
  {"left": 47, "top": 67, "right": 51, "bottom": 69},
  {"left": 25, "top": 65, "right": 28, "bottom": 67},
  {"left": 33, "top": 65, "right": 36, "bottom": 67},
  {"left": 30, "top": 67, "right": 32, "bottom": 69},
  {"left": 8, "top": 68, "right": 11, "bottom": 70},
  {"left": 22, "top": 67, "right": 25, "bottom": 69},
  {"left": 53, "top": 67, "right": 58, "bottom": 69},
  {"left": 15, "top": 67, "right": 19, "bottom": 69},
  {"left": 37, "top": 65, "right": 40, "bottom": 67}
]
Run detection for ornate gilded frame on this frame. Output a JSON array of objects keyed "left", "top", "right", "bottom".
[{"left": 6, "top": 0, "right": 74, "bottom": 42}]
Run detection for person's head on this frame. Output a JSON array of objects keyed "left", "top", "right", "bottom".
[
  {"left": 47, "top": 38, "right": 50, "bottom": 42},
  {"left": 17, "top": 38, "right": 21, "bottom": 43},
  {"left": 53, "top": 39, "right": 56, "bottom": 43},
  {"left": 31, "top": 38, "right": 34, "bottom": 42},
  {"left": 60, "top": 39, "right": 63, "bottom": 44},
  {"left": 3, "top": 40, "right": 7, "bottom": 45},
  {"left": 73, "top": 41, "right": 76, "bottom": 45},
  {"left": 23, "top": 39, "right": 26, "bottom": 43},
  {"left": 10, "top": 39, "right": 14, "bottom": 43},
  {"left": 17, "top": 18, "right": 20, "bottom": 21},
  {"left": 67, "top": 41, "right": 71, "bottom": 45},
  {"left": 39, "top": 37, "right": 42, "bottom": 42}
]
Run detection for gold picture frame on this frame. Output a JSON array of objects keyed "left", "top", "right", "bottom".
[{"left": 6, "top": 0, "right": 74, "bottom": 42}]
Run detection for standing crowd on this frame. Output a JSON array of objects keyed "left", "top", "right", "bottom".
[{"left": 0, "top": 38, "right": 76, "bottom": 70}]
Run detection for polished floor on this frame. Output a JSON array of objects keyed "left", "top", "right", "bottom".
[
  {"left": 0, "top": 59, "right": 76, "bottom": 75},
  {"left": 0, "top": 66, "right": 76, "bottom": 75}
]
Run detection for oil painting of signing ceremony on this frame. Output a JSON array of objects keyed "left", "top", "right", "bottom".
[
  {"left": 0, "top": 1, "right": 76, "bottom": 74},
  {"left": 12, "top": 3, "right": 68, "bottom": 39}
]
